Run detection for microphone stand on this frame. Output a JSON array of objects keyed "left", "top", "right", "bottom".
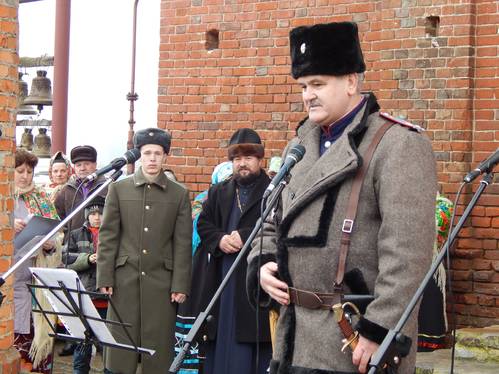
[
  {"left": 168, "top": 179, "right": 288, "bottom": 373},
  {"left": 0, "top": 170, "right": 123, "bottom": 307},
  {"left": 368, "top": 171, "right": 494, "bottom": 373}
]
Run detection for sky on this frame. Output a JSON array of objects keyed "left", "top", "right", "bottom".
[{"left": 18, "top": 0, "right": 161, "bottom": 168}]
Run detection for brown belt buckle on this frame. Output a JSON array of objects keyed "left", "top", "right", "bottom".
[{"left": 288, "top": 287, "right": 324, "bottom": 309}]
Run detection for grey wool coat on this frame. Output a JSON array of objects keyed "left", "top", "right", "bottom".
[
  {"left": 247, "top": 93, "right": 437, "bottom": 374},
  {"left": 97, "top": 167, "right": 192, "bottom": 374}
]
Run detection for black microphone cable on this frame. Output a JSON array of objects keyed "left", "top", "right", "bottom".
[
  {"left": 255, "top": 194, "right": 266, "bottom": 374},
  {"left": 445, "top": 181, "right": 466, "bottom": 374},
  {"left": 63, "top": 178, "right": 86, "bottom": 268}
]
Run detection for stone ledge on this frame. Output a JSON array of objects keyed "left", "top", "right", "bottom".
[
  {"left": 416, "top": 348, "right": 499, "bottom": 374},
  {"left": 455, "top": 325, "right": 499, "bottom": 362}
]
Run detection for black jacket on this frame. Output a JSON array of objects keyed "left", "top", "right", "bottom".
[
  {"left": 63, "top": 223, "right": 102, "bottom": 297},
  {"left": 196, "top": 171, "right": 271, "bottom": 343}
]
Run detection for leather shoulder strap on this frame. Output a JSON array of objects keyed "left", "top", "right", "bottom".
[{"left": 335, "top": 122, "right": 393, "bottom": 287}]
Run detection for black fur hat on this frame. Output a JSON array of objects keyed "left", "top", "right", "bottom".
[
  {"left": 290, "top": 22, "right": 366, "bottom": 79},
  {"left": 133, "top": 128, "right": 171, "bottom": 154},
  {"left": 227, "top": 128, "right": 264, "bottom": 160},
  {"left": 70, "top": 145, "right": 97, "bottom": 163}
]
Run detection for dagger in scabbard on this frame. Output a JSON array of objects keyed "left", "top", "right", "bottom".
[{"left": 333, "top": 302, "right": 361, "bottom": 353}]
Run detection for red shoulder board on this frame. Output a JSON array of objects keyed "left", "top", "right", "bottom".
[{"left": 380, "top": 112, "right": 425, "bottom": 133}]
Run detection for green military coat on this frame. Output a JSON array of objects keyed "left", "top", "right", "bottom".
[{"left": 97, "top": 167, "right": 192, "bottom": 374}]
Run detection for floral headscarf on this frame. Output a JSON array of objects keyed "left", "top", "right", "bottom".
[
  {"left": 191, "top": 161, "right": 233, "bottom": 253},
  {"left": 435, "top": 193, "right": 454, "bottom": 248}
]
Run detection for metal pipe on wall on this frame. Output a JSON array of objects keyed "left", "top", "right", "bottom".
[
  {"left": 51, "top": 0, "right": 71, "bottom": 154},
  {"left": 127, "top": 0, "right": 140, "bottom": 174}
]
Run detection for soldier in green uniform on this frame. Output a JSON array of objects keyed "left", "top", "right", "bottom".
[{"left": 97, "top": 128, "right": 192, "bottom": 374}]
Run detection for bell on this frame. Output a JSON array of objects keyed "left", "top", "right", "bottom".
[
  {"left": 32, "top": 128, "right": 52, "bottom": 158},
  {"left": 17, "top": 73, "right": 38, "bottom": 116},
  {"left": 24, "top": 70, "right": 53, "bottom": 110},
  {"left": 20, "top": 128, "right": 34, "bottom": 150}
]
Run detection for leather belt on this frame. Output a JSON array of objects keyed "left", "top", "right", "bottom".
[{"left": 288, "top": 287, "right": 341, "bottom": 310}]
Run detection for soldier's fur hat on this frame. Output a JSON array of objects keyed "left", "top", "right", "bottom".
[{"left": 133, "top": 128, "right": 171, "bottom": 154}]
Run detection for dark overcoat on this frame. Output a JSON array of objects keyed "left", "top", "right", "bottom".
[
  {"left": 54, "top": 174, "right": 108, "bottom": 233},
  {"left": 96, "top": 167, "right": 192, "bottom": 374},
  {"left": 196, "top": 171, "right": 271, "bottom": 344},
  {"left": 247, "top": 94, "right": 438, "bottom": 374}
]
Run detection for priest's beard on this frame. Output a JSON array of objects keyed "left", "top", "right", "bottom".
[{"left": 234, "top": 168, "right": 261, "bottom": 186}]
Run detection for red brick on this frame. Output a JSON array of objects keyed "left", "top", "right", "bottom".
[{"left": 154, "top": 0, "right": 499, "bottom": 328}]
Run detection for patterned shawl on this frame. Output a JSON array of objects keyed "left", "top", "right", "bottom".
[{"left": 15, "top": 182, "right": 62, "bottom": 367}]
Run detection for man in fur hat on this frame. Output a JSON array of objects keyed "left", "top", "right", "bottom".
[
  {"left": 97, "top": 128, "right": 192, "bottom": 374},
  {"left": 54, "top": 145, "right": 107, "bottom": 235},
  {"left": 247, "top": 22, "right": 437, "bottom": 373},
  {"left": 196, "top": 128, "right": 272, "bottom": 374}
]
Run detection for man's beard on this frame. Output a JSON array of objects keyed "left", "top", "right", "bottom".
[{"left": 234, "top": 168, "right": 261, "bottom": 186}]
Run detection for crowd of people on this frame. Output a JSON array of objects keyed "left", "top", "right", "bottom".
[{"left": 11, "top": 21, "right": 451, "bottom": 374}]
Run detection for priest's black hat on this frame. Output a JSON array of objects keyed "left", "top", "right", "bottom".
[{"left": 227, "top": 128, "right": 264, "bottom": 160}]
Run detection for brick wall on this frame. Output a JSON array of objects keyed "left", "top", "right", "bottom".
[
  {"left": 158, "top": 0, "right": 499, "bottom": 327},
  {"left": 0, "top": 0, "right": 21, "bottom": 372}
]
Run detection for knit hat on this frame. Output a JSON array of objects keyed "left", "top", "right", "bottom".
[
  {"left": 84, "top": 196, "right": 105, "bottom": 220},
  {"left": 290, "top": 22, "right": 366, "bottom": 79},
  {"left": 227, "top": 128, "right": 264, "bottom": 160},
  {"left": 133, "top": 128, "right": 171, "bottom": 154},
  {"left": 70, "top": 145, "right": 97, "bottom": 164}
]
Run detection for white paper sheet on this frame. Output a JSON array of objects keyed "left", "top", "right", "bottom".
[{"left": 29, "top": 267, "right": 155, "bottom": 355}]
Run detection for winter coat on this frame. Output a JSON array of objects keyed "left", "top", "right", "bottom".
[
  {"left": 96, "top": 167, "right": 192, "bottom": 374},
  {"left": 64, "top": 223, "right": 101, "bottom": 297},
  {"left": 54, "top": 174, "right": 108, "bottom": 236},
  {"left": 196, "top": 171, "right": 271, "bottom": 344},
  {"left": 247, "top": 93, "right": 438, "bottom": 374}
]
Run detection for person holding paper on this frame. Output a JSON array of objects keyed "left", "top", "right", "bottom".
[{"left": 13, "top": 149, "right": 63, "bottom": 374}]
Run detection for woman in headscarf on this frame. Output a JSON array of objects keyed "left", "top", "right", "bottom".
[
  {"left": 13, "top": 149, "right": 63, "bottom": 374},
  {"left": 175, "top": 161, "right": 233, "bottom": 373},
  {"left": 417, "top": 192, "right": 454, "bottom": 351},
  {"left": 45, "top": 151, "right": 72, "bottom": 202},
  {"left": 191, "top": 161, "right": 233, "bottom": 254}
]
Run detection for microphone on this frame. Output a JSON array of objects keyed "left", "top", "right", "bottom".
[
  {"left": 85, "top": 148, "right": 141, "bottom": 182},
  {"left": 263, "top": 144, "right": 306, "bottom": 199},
  {"left": 463, "top": 148, "right": 499, "bottom": 183}
]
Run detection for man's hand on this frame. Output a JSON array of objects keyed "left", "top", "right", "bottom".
[
  {"left": 88, "top": 253, "right": 97, "bottom": 264},
  {"left": 229, "top": 231, "right": 243, "bottom": 248},
  {"left": 352, "top": 335, "right": 379, "bottom": 373},
  {"left": 260, "top": 262, "right": 289, "bottom": 305},
  {"left": 171, "top": 292, "right": 186, "bottom": 303},
  {"left": 100, "top": 287, "right": 113, "bottom": 296},
  {"left": 219, "top": 234, "right": 241, "bottom": 254}
]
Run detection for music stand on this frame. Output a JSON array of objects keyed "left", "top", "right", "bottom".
[{"left": 27, "top": 267, "right": 155, "bottom": 356}]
